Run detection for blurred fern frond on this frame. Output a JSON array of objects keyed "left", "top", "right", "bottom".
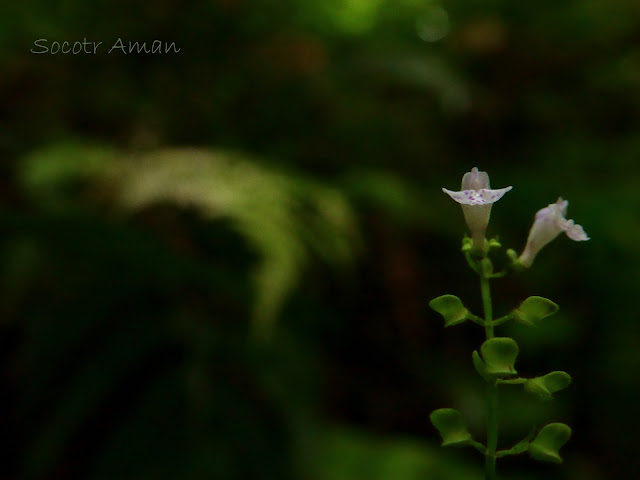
[{"left": 20, "top": 144, "right": 361, "bottom": 337}]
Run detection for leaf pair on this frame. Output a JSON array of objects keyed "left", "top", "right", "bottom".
[
  {"left": 473, "top": 338, "right": 572, "bottom": 401},
  {"left": 430, "top": 408, "right": 572, "bottom": 464},
  {"left": 429, "top": 295, "right": 558, "bottom": 328}
]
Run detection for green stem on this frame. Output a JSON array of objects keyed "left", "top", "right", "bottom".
[
  {"left": 469, "top": 439, "right": 488, "bottom": 455},
  {"left": 496, "top": 377, "right": 527, "bottom": 385},
  {"left": 465, "top": 313, "right": 486, "bottom": 326},
  {"left": 488, "top": 314, "right": 513, "bottom": 328},
  {"left": 465, "top": 251, "right": 481, "bottom": 274},
  {"left": 485, "top": 383, "right": 498, "bottom": 480},
  {"left": 480, "top": 271, "right": 498, "bottom": 480},
  {"left": 480, "top": 274, "right": 494, "bottom": 339}
]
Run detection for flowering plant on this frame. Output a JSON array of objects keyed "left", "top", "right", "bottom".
[{"left": 430, "top": 168, "right": 588, "bottom": 480}]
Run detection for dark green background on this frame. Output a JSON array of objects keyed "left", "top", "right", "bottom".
[{"left": 0, "top": 1, "right": 635, "bottom": 478}]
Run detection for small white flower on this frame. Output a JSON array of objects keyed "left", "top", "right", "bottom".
[
  {"left": 518, "top": 198, "right": 589, "bottom": 268},
  {"left": 443, "top": 167, "right": 512, "bottom": 252}
]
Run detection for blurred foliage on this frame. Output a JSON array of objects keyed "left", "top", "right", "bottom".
[
  {"left": 19, "top": 144, "right": 360, "bottom": 337},
  {"left": 1, "top": 0, "right": 639, "bottom": 479}
]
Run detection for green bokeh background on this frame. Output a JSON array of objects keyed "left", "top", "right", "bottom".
[{"left": 0, "top": 1, "right": 636, "bottom": 478}]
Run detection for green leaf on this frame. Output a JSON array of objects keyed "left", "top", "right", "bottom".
[
  {"left": 480, "top": 258, "right": 493, "bottom": 276},
  {"left": 513, "top": 296, "right": 559, "bottom": 326},
  {"left": 429, "top": 295, "right": 469, "bottom": 327},
  {"left": 472, "top": 350, "right": 489, "bottom": 380},
  {"left": 479, "top": 337, "right": 519, "bottom": 377},
  {"left": 429, "top": 408, "right": 472, "bottom": 447},
  {"left": 529, "top": 423, "right": 572, "bottom": 464},
  {"left": 524, "top": 371, "right": 572, "bottom": 401}
]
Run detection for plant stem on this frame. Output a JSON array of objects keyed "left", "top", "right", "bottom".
[
  {"left": 485, "top": 383, "right": 498, "bottom": 480},
  {"left": 480, "top": 271, "right": 498, "bottom": 480},
  {"left": 480, "top": 273, "right": 494, "bottom": 339}
]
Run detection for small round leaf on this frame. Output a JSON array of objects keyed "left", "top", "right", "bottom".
[
  {"left": 429, "top": 295, "right": 469, "bottom": 327},
  {"left": 480, "top": 337, "right": 519, "bottom": 377},
  {"left": 472, "top": 350, "right": 489, "bottom": 380},
  {"left": 429, "top": 408, "right": 472, "bottom": 447},
  {"left": 529, "top": 423, "right": 572, "bottom": 464},
  {"left": 514, "top": 296, "right": 559, "bottom": 325},
  {"left": 524, "top": 371, "right": 572, "bottom": 401}
]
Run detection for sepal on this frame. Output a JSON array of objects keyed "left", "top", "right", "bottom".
[
  {"left": 507, "top": 248, "right": 526, "bottom": 271},
  {"left": 488, "top": 237, "right": 502, "bottom": 249},
  {"left": 462, "top": 237, "right": 473, "bottom": 252}
]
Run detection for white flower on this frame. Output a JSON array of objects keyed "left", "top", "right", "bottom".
[
  {"left": 443, "top": 167, "right": 512, "bottom": 252},
  {"left": 518, "top": 198, "right": 589, "bottom": 268}
]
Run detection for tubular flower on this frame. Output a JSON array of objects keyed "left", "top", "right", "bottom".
[
  {"left": 518, "top": 198, "right": 589, "bottom": 268},
  {"left": 443, "top": 167, "right": 512, "bottom": 252}
]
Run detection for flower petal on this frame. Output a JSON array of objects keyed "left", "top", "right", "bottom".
[
  {"left": 554, "top": 198, "right": 569, "bottom": 216},
  {"left": 560, "top": 219, "right": 590, "bottom": 241},
  {"left": 442, "top": 186, "right": 513, "bottom": 206},
  {"left": 461, "top": 167, "right": 490, "bottom": 190}
]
